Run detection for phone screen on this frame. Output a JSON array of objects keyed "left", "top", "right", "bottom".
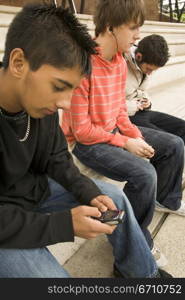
[
  {"left": 101, "top": 210, "right": 119, "bottom": 221},
  {"left": 92, "top": 210, "right": 124, "bottom": 225}
]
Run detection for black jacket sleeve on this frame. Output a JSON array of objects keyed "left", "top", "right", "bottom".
[
  {"left": 46, "top": 117, "right": 102, "bottom": 205},
  {"left": 0, "top": 204, "right": 74, "bottom": 249}
]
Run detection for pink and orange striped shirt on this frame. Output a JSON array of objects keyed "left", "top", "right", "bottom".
[{"left": 62, "top": 50, "right": 142, "bottom": 147}]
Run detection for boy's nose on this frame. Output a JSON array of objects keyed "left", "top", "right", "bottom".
[
  {"left": 134, "top": 28, "right": 140, "bottom": 41},
  {"left": 56, "top": 93, "right": 73, "bottom": 110}
]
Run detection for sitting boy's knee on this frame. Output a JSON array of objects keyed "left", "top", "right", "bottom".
[
  {"left": 139, "top": 163, "right": 157, "bottom": 185},
  {"left": 167, "top": 135, "right": 184, "bottom": 156}
]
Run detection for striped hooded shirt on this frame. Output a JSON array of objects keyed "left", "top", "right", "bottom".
[{"left": 62, "top": 50, "right": 142, "bottom": 147}]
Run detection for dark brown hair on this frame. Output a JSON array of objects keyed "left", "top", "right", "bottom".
[
  {"left": 94, "top": 0, "right": 145, "bottom": 37},
  {"left": 136, "top": 34, "right": 170, "bottom": 67}
]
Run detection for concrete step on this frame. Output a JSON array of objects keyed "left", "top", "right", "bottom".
[
  {"left": 144, "top": 20, "right": 185, "bottom": 30},
  {"left": 141, "top": 27, "right": 185, "bottom": 38},
  {"left": 169, "top": 41, "right": 185, "bottom": 57},
  {"left": 149, "top": 77, "right": 185, "bottom": 116},
  {"left": 0, "top": 12, "right": 16, "bottom": 26},
  {"left": 153, "top": 208, "right": 185, "bottom": 277},
  {"left": 0, "top": 26, "right": 8, "bottom": 58},
  {"left": 148, "top": 56, "right": 185, "bottom": 89},
  {"left": 0, "top": 5, "right": 20, "bottom": 14}
]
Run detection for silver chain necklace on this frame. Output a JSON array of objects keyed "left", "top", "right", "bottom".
[
  {"left": 19, "top": 114, "right": 31, "bottom": 142},
  {"left": 0, "top": 108, "right": 31, "bottom": 142}
]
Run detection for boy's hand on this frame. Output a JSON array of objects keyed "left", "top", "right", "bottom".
[
  {"left": 137, "top": 98, "right": 151, "bottom": 110},
  {"left": 71, "top": 206, "right": 116, "bottom": 239},
  {"left": 90, "top": 195, "right": 117, "bottom": 212},
  {"left": 124, "top": 137, "right": 155, "bottom": 158},
  {"left": 140, "top": 98, "right": 151, "bottom": 109}
]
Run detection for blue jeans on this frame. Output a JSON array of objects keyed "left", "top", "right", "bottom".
[
  {"left": 0, "top": 179, "right": 158, "bottom": 278},
  {"left": 73, "top": 126, "right": 184, "bottom": 246}
]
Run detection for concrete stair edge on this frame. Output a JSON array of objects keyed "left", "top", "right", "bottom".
[
  {"left": 74, "top": 13, "right": 185, "bottom": 28},
  {"left": 1, "top": 6, "right": 185, "bottom": 30},
  {"left": 147, "top": 60, "right": 185, "bottom": 89},
  {"left": 148, "top": 77, "right": 185, "bottom": 95},
  {"left": 0, "top": 5, "right": 21, "bottom": 13}
]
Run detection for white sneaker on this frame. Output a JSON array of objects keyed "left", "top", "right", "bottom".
[
  {"left": 155, "top": 201, "right": 185, "bottom": 217},
  {"left": 151, "top": 246, "right": 168, "bottom": 268}
]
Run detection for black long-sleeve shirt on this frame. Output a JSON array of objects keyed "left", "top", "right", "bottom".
[{"left": 0, "top": 112, "right": 102, "bottom": 249}]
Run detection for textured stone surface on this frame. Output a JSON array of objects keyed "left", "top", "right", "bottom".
[
  {"left": 48, "top": 237, "right": 85, "bottom": 265},
  {"left": 154, "top": 213, "right": 185, "bottom": 277},
  {"left": 64, "top": 235, "right": 114, "bottom": 278}
]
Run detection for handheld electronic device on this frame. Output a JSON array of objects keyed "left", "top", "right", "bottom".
[{"left": 92, "top": 210, "right": 125, "bottom": 225}]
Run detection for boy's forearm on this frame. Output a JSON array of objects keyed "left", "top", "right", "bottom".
[{"left": 0, "top": 205, "right": 74, "bottom": 249}]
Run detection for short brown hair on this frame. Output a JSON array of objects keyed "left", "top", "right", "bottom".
[
  {"left": 136, "top": 34, "right": 170, "bottom": 67},
  {"left": 94, "top": 0, "right": 145, "bottom": 37}
]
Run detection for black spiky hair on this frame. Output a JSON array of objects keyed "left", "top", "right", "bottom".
[{"left": 3, "top": 3, "right": 97, "bottom": 75}]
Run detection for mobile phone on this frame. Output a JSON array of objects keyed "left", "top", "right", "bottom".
[{"left": 92, "top": 210, "right": 125, "bottom": 225}]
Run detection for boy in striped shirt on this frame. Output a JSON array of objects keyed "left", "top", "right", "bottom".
[{"left": 62, "top": 0, "right": 184, "bottom": 268}]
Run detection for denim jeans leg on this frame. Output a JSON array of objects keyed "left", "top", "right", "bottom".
[
  {"left": 139, "top": 127, "right": 184, "bottom": 210},
  {"left": 0, "top": 247, "right": 70, "bottom": 278},
  {"left": 73, "top": 143, "right": 157, "bottom": 247},
  {"left": 93, "top": 179, "right": 158, "bottom": 278}
]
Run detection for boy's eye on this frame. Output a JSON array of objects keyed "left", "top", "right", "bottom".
[
  {"left": 130, "top": 25, "right": 139, "bottom": 30},
  {"left": 53, "top": 85, "right": 65, "bottom": 92}
]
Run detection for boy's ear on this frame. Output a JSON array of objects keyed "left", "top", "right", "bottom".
[
  {"left": 107, "top": 25, "right": 113, "bottom": 35},
  {"left": 9, "top": 48, "right": 28, "bottom": 78},
  {"left": 135, "top": 52, "right": 143, "bottom": 62}
]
